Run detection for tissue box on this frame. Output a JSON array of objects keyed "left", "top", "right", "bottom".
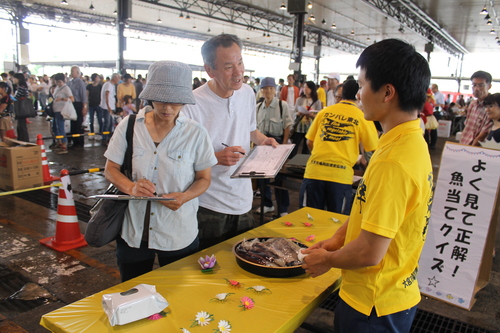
[{"left": 102, "top": 284, "right": 169, "bottom": 326}]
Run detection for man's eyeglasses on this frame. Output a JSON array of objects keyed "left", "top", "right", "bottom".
[{"left": 472, "top": 83, "right": 486, "bottom": 88}]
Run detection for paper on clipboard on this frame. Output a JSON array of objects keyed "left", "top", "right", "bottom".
[
  {"left": 296, "top": 105, "right": 318, "bottom": 116},
  {"left": 231, "top": 144, "right": 295, "bottom": 178},
  {"left": 87, "top": 195, "right": 175, "bottom": 201}
]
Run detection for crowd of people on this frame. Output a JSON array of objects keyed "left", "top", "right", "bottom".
[{"left": 1, "top": 32, "right": 499, "bottom": 332}]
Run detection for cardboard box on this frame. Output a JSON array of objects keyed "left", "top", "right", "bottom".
[
  {"left": 0, "top": 138, "right": 43, "bottom": 191},
  {"left": 437, "top": 120, "right": 452, "bottom": 138}
]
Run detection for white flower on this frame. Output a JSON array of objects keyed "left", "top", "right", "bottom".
[
  {"left": 181, "top": 329, "right": 191, "bottom": 333},
  {"left": 195, "top": 311, "right": 212, "bottom": 326},
  {"left": 251, "top": 285, "right": 267, "bottom": 292},
  {"left": 218, "top": 320, "right": 231, "bottom": 332},
  {"left": 214, "top": 293, "right": 233, "bottom": 300},
  {"left": 307, "top": 213, "right": 314, "bottom": 220}
]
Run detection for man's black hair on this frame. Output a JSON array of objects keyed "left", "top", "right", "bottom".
[
  {"left": 356, "top": 38, "right": 430, "bottom": 112},
  {"left": 470, "top": 70, "right": 492, "bottom": 84},
  {"left": 342, "top": 79, "right": 359, "bottom": 100}
]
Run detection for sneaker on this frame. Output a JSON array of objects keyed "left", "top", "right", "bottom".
[
  {"left": 255, "top": 206, "right": 274, "bottom": 214},
  {"left": 55, "top": 147, "right": 68, "bottom": 154},
  {"left": 49, "top": 142, "right": 58, "bottom": 149},
  {"left": 88, "top": 135, "right": 95, "bottom": 140},
  {"left": 253, "top": 190, "right": 261, "bottom": 198}
]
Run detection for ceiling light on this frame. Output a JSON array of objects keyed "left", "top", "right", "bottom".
[
  {"left": 207, "top": 27, "right": 211, "bottom": 32},
  {"left": 179, "top": 11, "right": 184, "bottom": 18},
  {"left": 124, "top": 21, "right": 129, "bottom": 28},
  {"left": 111, "top": 20, "right": 115, "bottom": 26},
  {"left": 193, "top": 24, "right": 197, "bottom": 29},
  {"left": 279, "top": 2, "right": 286, "bottom": 10},
  {"left": 89, "top": 3, "right": 94, "bottom": 10},
  {"left": 113, "top": 9, "right": 117, "bottom": 15},
  {"left": 309, "top": 14, "right": 315, "bottom": 21},
  {"left": 61, "top": 0, "right": 68, "bottom": 4},
  {"left": 157, "top": 17, "right": 162, "bottom": 23},
  {"left": 321, "top": 18, "right": 326, "bottom": 24},
  {"left": 496, "top": 36, "right": 499, "bottom": 41},
  {"left": 278, "top": 43, "right": 281, "bottom": 46},
  {"left": 366, "top": 37, "right": 370, "bottom": 41},
  {"left": 484, "top": 13, "right": 491, "bottom": 20},
  {"left": 186, "top": 13, "right": 190, "bottom": 19},
  {"left": 262, "top": 31, "right": 266, "bottom": 37},
  {"left": 490, "top": 28, "right": 496, "bottom": 34},
  {"left": 331, "top": 23, "right": 336, "bottom": 29},
  {"left": 267, "top": 33, "right": 270, "bottom": 37},
  {"left": 308, "top": 2, "right": 313, "bottom": 9},
  {"left": 480, "top": 6, "right": 488, "bottom": 14},
  {"left": 350, "top": 29, "right": 355, "bottom": 35},
  {"left": 487, "top": 19, "right": 492, "bottom": 25},
  {"left": 268, "top": 40, "right": 271, "bottom": 44}
]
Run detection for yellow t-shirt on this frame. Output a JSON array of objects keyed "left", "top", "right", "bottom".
[
  {"left": 317, "top": 87, "right": 326, "bottom": 108},
  {"left": 339, "top": 118, "right": 434, "bottom": 316},
  {"left": 304, "top": 101, "right": 379, "bottom": 184},
  {"left": 116, "top": 83, "right": 136, "bottom": 107}
]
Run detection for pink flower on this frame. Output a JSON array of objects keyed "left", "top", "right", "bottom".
[
  {"left": 289, "top": 237, "right": 298, "bottom": 242},
  {"left": 198, "top": 254, "right": 216, "bottom": 270},
  {"left": 240, "top": 296, "right": 255, "bottom": 310},
  {"left": 306, "top": 235, "right": 315, "bottom": 242},
  {"left": 282, "top": 221, "right": 294, "bottom": 227},
  {"left": 148, "top": 313, "right": 162, "bottom": 320},
  {"left": 302, "top": 222, "right": 313, "bottom": 227}
]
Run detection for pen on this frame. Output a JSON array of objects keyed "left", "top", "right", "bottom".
[
  {"left": 221, "top": 143, "right": 246, "bottom": 155},
  {"left": 143, "top": 176, "right": 158, "bottom": 196}
]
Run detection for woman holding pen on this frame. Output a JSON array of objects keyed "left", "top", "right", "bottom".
[{"left": 104, "top": 61, "right": 217, "bottom": 281}]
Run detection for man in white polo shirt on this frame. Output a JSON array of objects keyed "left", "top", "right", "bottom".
[
  {"left": 325, "top": 72, "right": 341, "bottom": 106},
  {"left": 184, "top": 34, "right": 278, "bottom": 249}
]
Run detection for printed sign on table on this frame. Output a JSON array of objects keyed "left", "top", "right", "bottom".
[{"left": 418, "top": 142, "right": 500, "bottom": 310}]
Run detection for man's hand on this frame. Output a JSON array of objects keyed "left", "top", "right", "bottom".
[
  {"left": 160, "top": 192, "right": 187, "bottom": 211},
  {"left": 129, "top": 178, "right": 156, "bottom": 197},
  {"left": 302, "top": 248, "right": 333, "bottom": 278},
  {"left": 215, "top": 146, "right": 246, "bottom": 166},
  {"left": 261, "top": 137, "right": 279, "bottom": 147}
]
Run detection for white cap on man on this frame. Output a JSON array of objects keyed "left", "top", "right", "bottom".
[{"left": 324, "top": 72, "right": 341, "bottom": 81}]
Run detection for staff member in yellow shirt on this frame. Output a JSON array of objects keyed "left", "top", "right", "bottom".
[
  {"left": 302, "top": 39, "right": 433, "bottom": 332},
  {"left": 317, "top": 80, "right": 327, "bottom": 107}
]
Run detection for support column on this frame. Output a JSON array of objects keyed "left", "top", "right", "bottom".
[
  {"left": 314, "top": 31, "right": 322, "bottom": 84},
  {"left": 291, "top": 13, "right": 305, "bottom": 82},
  {"left": 117, "top": 0, "right": 131, "bottom": 75}
]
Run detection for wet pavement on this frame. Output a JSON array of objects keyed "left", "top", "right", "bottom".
[{"left": 0, "top": 115, "right": 498, "bottom": 332}]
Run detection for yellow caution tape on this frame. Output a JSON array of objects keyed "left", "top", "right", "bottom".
[
  {"left": 87, "top": 168, "right": 101, "bottom": 173},
  {"left": 0, "top": 183, "right": 63, "bottom": 196}
]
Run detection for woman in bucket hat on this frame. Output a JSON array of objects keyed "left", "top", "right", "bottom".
[{"left": 104, "top": 61, "right": 218, "bottom": 281}]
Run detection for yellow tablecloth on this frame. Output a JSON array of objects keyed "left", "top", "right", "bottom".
[{"left": 40, "top": 207, "right": 346, "bottom": 333}]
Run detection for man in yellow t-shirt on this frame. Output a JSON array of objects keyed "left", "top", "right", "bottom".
[
  {"left": 317, "top": 80, "right": 327, "bottom": 107},
  {"left": 302, "top": 79, "right": 378, "bottom": 214},
  {"left": 302, "top": 39, "right": 433, "bottom": 333}
]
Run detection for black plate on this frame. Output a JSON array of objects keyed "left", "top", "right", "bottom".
[{"left": 232, "top": 237, "right": 307, "bottom": 278}]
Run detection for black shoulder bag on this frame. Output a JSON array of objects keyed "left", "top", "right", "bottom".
[{"left": 85, "top": 115, "right": 136, "bottom": 247}]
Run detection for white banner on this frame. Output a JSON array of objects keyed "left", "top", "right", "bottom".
[{"left": 419, "top": 142, "right": 500, "bottom": 309}]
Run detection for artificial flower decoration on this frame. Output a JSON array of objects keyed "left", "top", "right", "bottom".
[
  {"left": 224, "top": 278, "right": 243, "bottom": 287},
  {"left": 302, "top": 222, "right": 313, "bottom": 227},
  {"left": 289, "top": 237, "right": 298, "bottom": 242},
  {"left": 191, "top": 311, "right": 213, "bottom": 327},
  {"left": 148, "top": 310, "right": 170, "bottom": 320},
  {"left": 180, "top": 329, "right": 191, "bottom": 333},
  {"left": 214, "top": 320, "right": 232, "bottom": 333},
  {"left": 211, "top": 293, "right": 234, "bottom": 301},
  {"left": 246, "top": 285, "right": 270, "bottom": 293},
  {"left": 305, "top": 235, "right": 316, "bottom": 242},
  {"left": 198, "top": 254, "right": 217, "bottom": 271},
  {"left": 330, "top": 217, "right": 341, "bottom": 223},
  {"left": 239, "top": 296, "right": 255, "bottom": 310},
  {"left": 307, "top": 213, "right": 314, "bottom": 221},
  {"left": 282, "top": 221, "right": 294, "bottom": 227}
]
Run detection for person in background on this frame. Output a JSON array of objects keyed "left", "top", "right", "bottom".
[
  {"left": 280, "top": 74, "right": 300, "bottom": 110},
  {"left": 476, "top": 93, "right": 499, "bottom": 149},
  {"left": 334, "top": 84, "right": 344, "bottom": 105},
  {"left": 325, "top": 72, "right": 340, "bottom": 106},
  {"left": 317, "top": 80, "right": 327, "bottom": 107},
  {"left": 431, "top": 84, "right": 445, "bottom": 111},
  {"left": 86, "top": 73, "right": 103, "bottom": 138},
  {"left": 122, "top": 95, "right": 136, "bottom": 116},
  {"left": 0, "top": 82, "right": 12, "bottom": 142},
  {"left": 134, "top": 74, "right": 144, "bottom": 111},
  {"left": 423, "top": 88, "right": 438, "bottom": 149},
  {"left": 100, "top": 73, "right": 120, "bottom": 146},
  {"left": 277, "top": 78, "right": 285, "bottom": 97},
  {"left": 291, "top": 81, "right": 322, "bottom": 156},
  {"left": 67, "top": 66, "right": 88, "bottom": 150},
  {"left": 255, "top": 77, "right": 292, "bottom": 217},
  {"left": 201, "top": 78, "right": 207, "bottom": 85},
  {"left": 183, "top": 34, "right": 278, "bottom": 250},
  {"left": 302, "top": 39, "right": 433, "bottom": 333},
  {"left": 38, "top": 75, "right": 49, "bottom": 112},
  {"left": 51, "top": 73, "right": 75, "bottom": 154},
  {"left": 460, "top": 71, "right": 493, "bottom": 146},
  {"left": 117, "top": 74, "right": 136, "bottom": 114},
  {"left": 28, "top": 76, "right": 39, "bottom": 110},
  {"left": 457, "top": 94, "right": 465, "bottom": 108},
  {"left": 104, "top": 61, "right": 217, "bottom": 282},
  {"left": 1, "top": 73, "right": 13, "bottom": 94},
  {"left": 193, "top": 77, "right": 202, "bottom": 90},
  {"left": 12, "top": 73, "right": 30, "bottom": 142}
]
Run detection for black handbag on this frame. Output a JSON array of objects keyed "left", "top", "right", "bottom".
[
  {"left": 14, "top": 98, "right": 37, "bottom": 118},
  {"left": 85, "top": 114, "right": 136, "bottom": 247},
  {"left": 45, "top": 102, "right": 54, "bottom": 117}
]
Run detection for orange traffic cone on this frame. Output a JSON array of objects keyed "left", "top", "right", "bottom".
[
  {"left": 40, "top": 169, "right": 87, "bottom": 252},
  {"left": 36, "top": 134, "right": 59, "bottom": 184},
  {"left": 6, "top": 118, "right": 16, "bottom": 138}
]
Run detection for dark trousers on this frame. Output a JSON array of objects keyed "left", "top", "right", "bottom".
[
  {"left": 301, "top": 178, "right": 353, "bottom": 215},
  {"left": 257, "top": 176, "right": 290, "bottom": 214},
  {"left": 290, "top": 132, "right": 310, "bottom": 158},
  {"left": 334, "top": 298, "right": 417, "bottom": 333},
  {"left": 88, "top": 106, "right": 103, "bottom": 134},
  {"left": 116, "top": 236, "right": 199, "bottom": 282},
  {"left": 69, "top": 102, "right": 84, "bottom": 147},
  {"left": 16, "top": 117, "right": 29, "bottom": 142},
  {"left": 197, "top": 206, "right": 256, "bottom": 250},
  {"left": 424, "top": 129, "right": 437, "bottom": 149}
]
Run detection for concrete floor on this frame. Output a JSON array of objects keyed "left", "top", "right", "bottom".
[{"left": 0, "top": 115, "right": 498, "bottom": 332}]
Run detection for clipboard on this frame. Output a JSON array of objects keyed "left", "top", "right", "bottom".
[
  {"left": 231, "top": 144, "right": 295, "bottom": 178},
  {"left": 87, "top": 195, "right": 176, "bottom": 201}
]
